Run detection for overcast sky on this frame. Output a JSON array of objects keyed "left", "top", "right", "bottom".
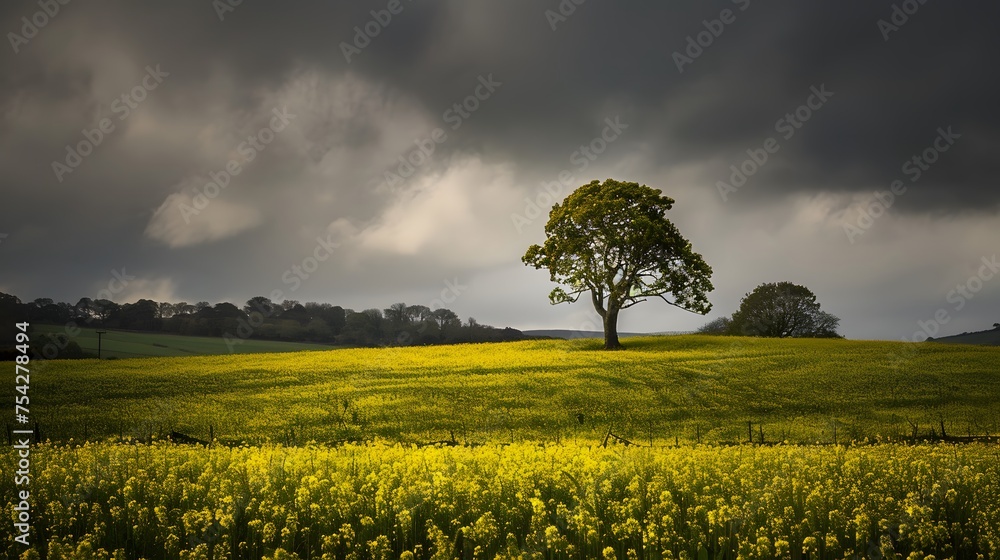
[{"left": 1, "top": 1, "right": 998, "bottom": 340}]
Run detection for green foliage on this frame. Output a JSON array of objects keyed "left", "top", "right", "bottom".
[
  {"left": 729, "top": 281, "right": 841, "bottom": 338},
  {"left": 695, "top": 316, "right": 731, "bottom": 335},
  {"left": 2, "top": 291, "right": 518, "bottom": 350},
  {"left": 523, "top": 179, "right": 713, "bottom": 348}
]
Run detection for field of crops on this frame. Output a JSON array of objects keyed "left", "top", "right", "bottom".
[
  {"left": 32, "top": 325, "right": 336, "bottom": 359},
  {"left": 5, "top": 335, "right": 1000, "bottom": 559},
  {"left": 2, "top": 442, "right": 999, "bottom": 559},
  {"left": 12, "top": 336, "right": 1000, "bottom": 446}
]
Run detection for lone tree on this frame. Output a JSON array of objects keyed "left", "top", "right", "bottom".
[
  {"left": 522, "top": 179, "right": 713, "bottom": 349},
  {"left": 728, "top": 281, "right": 840, "bottom": 338}
]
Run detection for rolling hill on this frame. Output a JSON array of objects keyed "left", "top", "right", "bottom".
[{"left": 932, "top": 326, "right": 1000, "bottom": 346}]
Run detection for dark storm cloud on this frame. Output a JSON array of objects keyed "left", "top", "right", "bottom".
[{"left": 5, "top": 1, "right": 997, "bottom": 204}]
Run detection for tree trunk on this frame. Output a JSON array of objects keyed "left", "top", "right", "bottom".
[{"left": 603, "top": 306, "right": 622, "bottom": 350}]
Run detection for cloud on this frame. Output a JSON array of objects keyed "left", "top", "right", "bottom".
[
  {"left": 353, "top": 157, "right": 523, "bottom": 267},
  {"left": 114, "top": 277, "right": 178, "bottom": 304},
  {"left": 144, "top": 184, "right": 262, "bottom": 248}
]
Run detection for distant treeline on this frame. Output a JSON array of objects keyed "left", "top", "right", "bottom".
[{"left": 0, "top": 292, "right": 530, "bottom": 357}]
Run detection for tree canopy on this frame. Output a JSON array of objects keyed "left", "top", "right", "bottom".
[
  {"left": 0, "top": 291, "right": 530, "bottom": 359},
  {"left": 523, "top": 179, "right": 713, "bottom": 349},
  {"left": 726, "top": 281, "right": 841, "bottom": 338}
]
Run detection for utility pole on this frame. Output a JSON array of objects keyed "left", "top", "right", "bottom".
[{"left": 96, "top": 330, "right": 107, "bottom": 359}]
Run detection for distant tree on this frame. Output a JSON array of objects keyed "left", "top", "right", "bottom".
[
  {"left": 75, "top": 297, "right": 96, "bottom": 320},
  {"left": 118, "top": 299, "right": 160, "bottom": 330},
  {"left": 57, "top": 301, "right": 74, "bottom": 317},
  {"left": 994, "top": 322, "right": 1000, "bottom": 330},
  {"left": 339, "top": 309, "right": 384, "bottom": 346},
  {"left": 405, "top": 304, "right": 431, "bottom": 323},
  {"left": 523, "top": 179, "right": 713, "bottom": 349},
  {"left": 244, "top": 296, "right": 276, "bottom": 318},
  {"left": 280, "top": 303, "right": 310, "bottom": 324},
  {"left": 729, "top": 282, "right": 841, "bottom": 338},
  {"left": 697, "top": 317, "right": 732, "bottom": 335},
  {"left": 32, "top": 298, "right": 54, "bottom": 308},
  {"left": 0, "top": 287, "right": 541, "bottom": 349},
  {"left": 275, "top": 319, "right": 305, "bottom": 340},
  {"left": 382, "top": 302, "right": 409, "bottom": 340},
  {"left": 281, "top": 300, "right": 300, "bottom": 312},
  {"left": 319, "top": 305, "right": 346, "bottom": 335},
  {"left": 0, "top": 293, "right": 27, "bottom": 352},
  {"left": 212, "top": 302, "right": 245, "bottom": 318},
  {"left": 384, "top": 302, "right": 409, "bottom": 325},
  {"left": 92, "top": 299, "right": 120, "bottom": 323},
  {"left": 809, "top": 311, "right": 841, "bottom": 338},
  {"left": 174, "top": 302, "right": 196, "bottom": 315},
  {"left": 157, "top": 302, "right": 176, "bottom": 319},
  {"left": 31, "top": 302, "right": 70, "bottom": 324},
  {"left": 429, "top": 308, "right": 461, "bottom": 329},
  {"left": 305, "top": 318, "right": 333, "bottom": 341}
]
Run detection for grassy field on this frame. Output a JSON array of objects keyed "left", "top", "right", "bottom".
[
  {"left": 32, "top": 324, "right": 337, "bottom": 358},
  {"left": 13, "top": 335, "right": 1000, "bottom": 445},
  {"left": 5, "top": 335, "right": 1000, "bottom": 559}
]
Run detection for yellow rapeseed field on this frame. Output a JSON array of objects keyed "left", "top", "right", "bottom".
[{"left": 2, "top": 442, "right": 998, "bottom": 559}]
